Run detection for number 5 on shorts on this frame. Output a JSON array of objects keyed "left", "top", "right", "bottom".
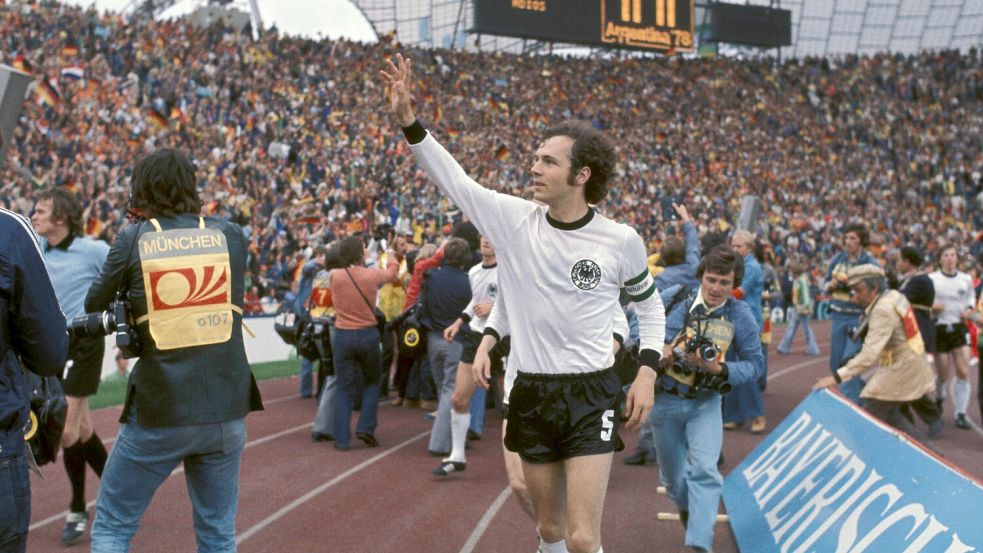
[{"left": 600, "top": 409, "right": 614, "bottom": 441}]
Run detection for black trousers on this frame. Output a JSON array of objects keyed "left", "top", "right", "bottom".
[{"left": 866, "top": 395, "right": 940, "bottom": 445}]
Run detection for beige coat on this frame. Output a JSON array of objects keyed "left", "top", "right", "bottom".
[{"left": 837, "top": 290, "right": 936, "bottom": 402}]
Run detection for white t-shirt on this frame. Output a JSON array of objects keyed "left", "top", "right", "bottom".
[
  {"left": 462, "top": 262, "right": 498, "bottom": 333},
  {"left": 409, "top": 132, "right": 665, "bottom": 376},
  {"left": 929, "top": 270, "right": 975, "bottom": 325}
]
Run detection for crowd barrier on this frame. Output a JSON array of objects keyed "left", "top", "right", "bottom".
[{"left": 723, "top": 390, "right": 983, "bottom": 552}]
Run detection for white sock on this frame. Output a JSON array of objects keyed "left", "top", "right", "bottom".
[
  {"left": 954, "top": 378, "right": 971, "bottom": 416},
  {"left": 449, "top": 411, "right": 470, "bottom": 463},
  {"left": 538, "top": 538, "right": 568, "bottom": 553},
  {"left": 595, "top": 547, "right": 604, "bottom": 553}
]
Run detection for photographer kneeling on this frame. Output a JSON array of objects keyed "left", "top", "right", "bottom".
[
  {"left": 814, "top": 264, "right": 940, "bottom": 440},
  {"left": 651, "top": 245, "right": 764, "bottom": 553},
  {"left": 84, "top": 148, "right": 263, "bottom": 552}
]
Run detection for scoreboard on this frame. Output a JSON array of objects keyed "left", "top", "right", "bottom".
[{"left": 472, "top": 0, "right": 695, "bottom": 53}]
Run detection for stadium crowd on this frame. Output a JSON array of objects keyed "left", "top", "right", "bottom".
[
  {"left": 2, "top": 2, "right": 982, "bottom": 302},
  {"left": 3, "top": 2, "right": 983, "bottom": 551}
]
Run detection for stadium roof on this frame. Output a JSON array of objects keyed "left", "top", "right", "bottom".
[{"left": 349, "top": 0, "right": 983, "bottom": 57}]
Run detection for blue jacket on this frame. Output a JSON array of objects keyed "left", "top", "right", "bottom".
[
  {"left": 0, "top": 209, "right": 67, "bottom": 438},
  {"left": 653, "top": 221, "right": 701, "bottom": 294},
  {"left": 295, "top": 259, "right": 320, "bottom": 315},
  {"left": 419, "top": 264, "right": 471, "bottom": 333},
  {"left": 664, "top": 294, "right": 764, "bottom": 389},
  {"left": 739, "top": 254, "right": 765, "bottom": 330},
  {"left": 825, "top": 250, "right": 879, "bottom": 312}
]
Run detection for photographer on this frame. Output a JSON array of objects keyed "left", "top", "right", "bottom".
[
  {"left": 823, "top": 224, "right": 879, "bottom": 402},
  {"left": 814, "top": 265, "right": 940, "bottom": 440},
  {"left": 651, "top": 246, "right": 764, "bottom": 553},
  {"left": 84, "top": 148, "right": 263, "bottom": 551},
  {"left": 32, "top": 188, "right": 110, "bottom": 545},
  {"left": 295, "top": 245, "right": 327, "bottom": 399},
  {"left": 1, "top": 177, "right": 69, "bottom": 552}
]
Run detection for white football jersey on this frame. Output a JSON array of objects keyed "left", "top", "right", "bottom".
[{"left": 411, "top": 133, "right": 664, "bottom": 376}]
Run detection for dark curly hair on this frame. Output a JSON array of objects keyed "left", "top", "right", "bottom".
[
  {"left": 36, "top": 187, "right": 84, "bottom": 237},
  {"left": 843, "top": 223, "right": 869, "bottom": 248},
  {"left": 543, "top": 120, "right": 616, "bottom": 205},
  {"left": 697, "top": 245, "right": 745, "bottom": 288},
  {"left": 130, "top": 148, "right": 203, "bottom": 218},
  {"left": 899, "top": 245, "right": 924, "bottom": 268}
]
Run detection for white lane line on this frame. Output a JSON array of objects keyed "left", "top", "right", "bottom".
[
  {"left": 458, "top": 486, "right": 513, "bottom": 553},
  {"left": 236, "top": 431, "right": 430, "bottom": 545},
  {"left": 767, "top": 357, "right": 826, "bottom": 381},
  {"left": 29, "top": 422, "right": 314, "bottom": 531},
  {"left": 965, "top": 413, "right": 983, "bottom": 439},
  {"left": 263, "top": 393, "right": 303, "bottom": 406}
]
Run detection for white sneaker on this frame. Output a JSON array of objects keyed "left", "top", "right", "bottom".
[{"left": 61, "top": 511, "right": 87, "bottom": 545}]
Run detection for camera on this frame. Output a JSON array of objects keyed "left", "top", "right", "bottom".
[
  {"left": 663, "top": 331, "right": 731, "bottom": 397},
  {"left": 373, "top": 223, "right": 393, "bottom": 243},
  {"left": 847, "top": 316, "right": 869, "bottom": 342},
  {"left": 685, "top": 334, "right": 720, "bottom": 363},
  {"left": 66, "top": 291, "right": 142, "bottom": 358}
]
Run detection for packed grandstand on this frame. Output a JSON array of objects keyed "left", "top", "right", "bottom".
[{"left": 2, "top": 1, "right": 981, "bottom": 305}]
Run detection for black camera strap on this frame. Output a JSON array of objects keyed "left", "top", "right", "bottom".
[
  {"left": 119, "top": 219, "right": 146, "bottom": 303},
  {"left": 344, "top": 268, "right": 377, "bottom": 315}
]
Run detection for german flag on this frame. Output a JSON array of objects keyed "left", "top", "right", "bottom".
[
  {"left": 447, "top": 128, "right": 460, "bottom": 140},
  {"left": 61, "top": 44, "right": 79, "bottom": 58},
  {"left": 169, "top": 106, "right": 184, "bottom": 122},
  {"left": 148, "top": 108, "right": 168, "bottom": 129},
  {"left": 494, "top": 145, "right": 510, "bottom": 162},
  {"left": 13, "top": 53, "right": 33, "bottom": 74},
  {"left": 86, "top": 218, "right": 104, "bottom": 237},
  {"left": 760, "top": 318, "right": 772, "bottom": 345},
  {"left": 433, "top": 103, "right": 442, "bottom": 124},
  {"left": 36, "top": 80, "right": 61, "bottom": 106}
]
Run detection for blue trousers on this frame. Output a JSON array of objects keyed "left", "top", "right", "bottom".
[
  {"left": 299, "top": 355, "right": 315, "bottom": 398},
  {"left": 777, "top": 309, "right": 820, "bottom": 355},
  {"left": 829, "top": 311, "right": 865, "bottom": 402},
  {"left": 651, "top": 393, "right": 723, "bottom": 551},
  {"left": 405, "top": 356, "right": 436, "bottom": 402},
  {"left": 331, "top": 327, "right": 382, "bottom": 448},
  {"left": 312, "top": 375, "right": 337, "bottom": 436},
  {"left": 91, "top": 414, "right": 247, "bottom": 553},
  {"left": 0, "top": 434, "right": 30, "bottom": 553},
  {"left": 469, "top": 386, "right": 487, "bottom": 435}
]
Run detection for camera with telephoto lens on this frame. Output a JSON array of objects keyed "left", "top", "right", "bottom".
[{"left": 66, "top": 291, "right": 142, "bottom": 358}]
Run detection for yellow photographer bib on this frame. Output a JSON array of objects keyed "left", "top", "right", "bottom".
[{"left": 137, "top": 218, "right": 237, "bottom": 350}]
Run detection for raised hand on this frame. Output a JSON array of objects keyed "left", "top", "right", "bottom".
[{"left": 379, "top": 53, "right": 416, "bottom": 127}]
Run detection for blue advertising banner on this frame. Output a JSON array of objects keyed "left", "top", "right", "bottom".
[{"left": 723, "top": 390, "right": 983, "bottom": 553}]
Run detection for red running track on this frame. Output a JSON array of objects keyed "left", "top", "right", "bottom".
[{"left": 25, "top": 321, "right": 983, "bottom": 552}]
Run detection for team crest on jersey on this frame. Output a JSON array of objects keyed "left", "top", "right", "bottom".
[{"left": 571, "top": 259, "right": 602, "bottom": 290}]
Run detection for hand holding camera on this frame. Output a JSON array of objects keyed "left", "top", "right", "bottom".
[{"left": 66, "top": 291, "right": 141, "bottom": 358}]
